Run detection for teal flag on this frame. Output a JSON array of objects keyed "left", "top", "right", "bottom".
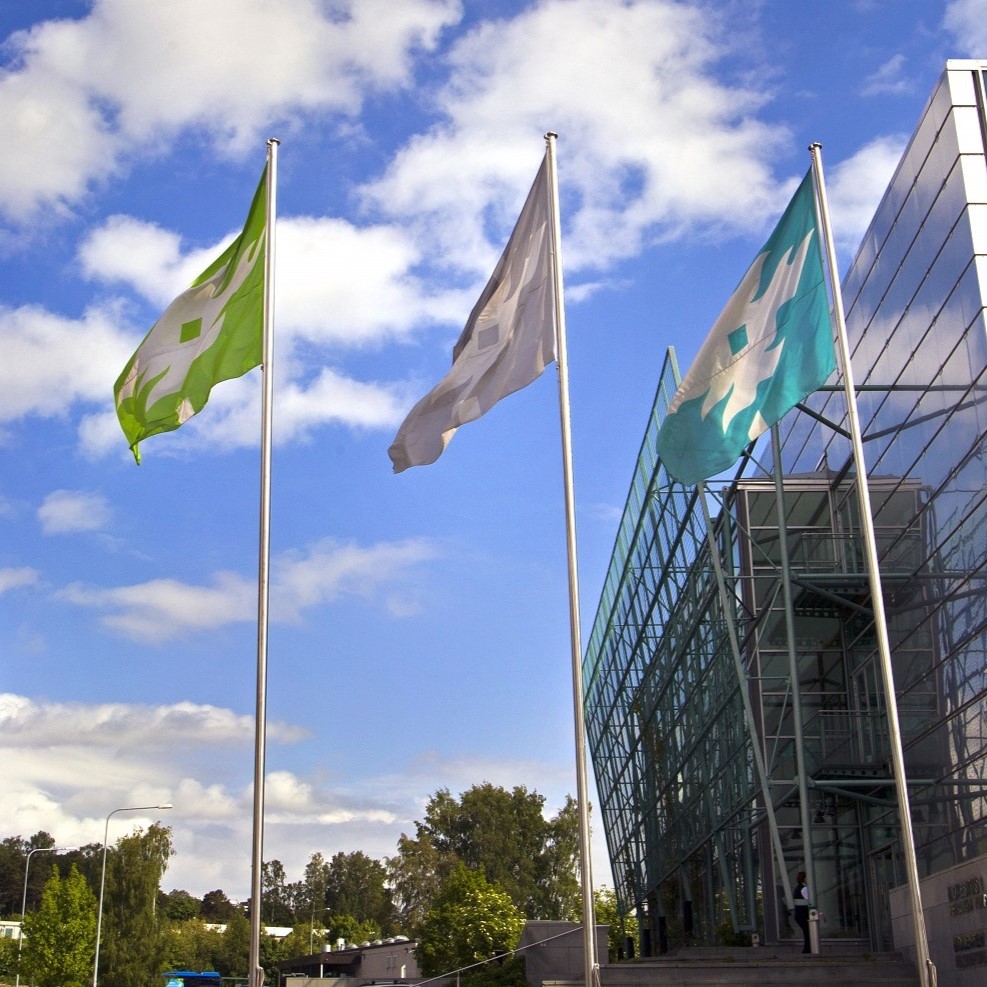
[
  {"left": 114, "top": 167, "right": 267, "bottom": 463},
  {"left": 657, "top": 170, "right": 835, "bottom": 484}
]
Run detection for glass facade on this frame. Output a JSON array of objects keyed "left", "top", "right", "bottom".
[{"left": 583, "top": 61, "right": 987, "bottom": 952}]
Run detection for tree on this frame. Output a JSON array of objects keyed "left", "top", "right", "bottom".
[
  {"left": 201, "top": 888, "right": 238, "bottom": 922},
  {"left": 20, "top": 864, "right": 97, "bottom": 987},
  {"left": 594, "top": 886, "right": 638, "bottom": 962},
  {"left": 388, "top": 831, "right": 454, "bottom": 933},
  {"left": 221, "top": 907, "right": 250, "bottom": 978},
  {"left": 301, "top": 852, "right": 331, "bottom": 932},
  {"left": 97, "top": 822, "right": 174, "bottom": 987},
  {"left": 389, "top": 784, "right": 581, "bottom": 926},
  {"left": 416, "top": 864, "right": 525, "bottom": 979},
  {"left": 261, "top": 859, "right": 295, "bottom": 925},
  {"left": 0, "top": 832, "right": 57, "bottom": 917},
  {"left": 162, "top": 919, "right": 225, "bottom": 974},
  {"left": 162, "top": 888, "right": 201, "bottom": 921},
  {"left": 0, "top": 935, "right": 17, "bottom": 982},
  {"left": 325, "top": 851, "right": 396, "bottom": 933},
  {"left": 327, "top": 913, "right": 382, "bottom": 947}
]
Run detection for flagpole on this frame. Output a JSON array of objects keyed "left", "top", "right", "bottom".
[
  {"left": 809, "top": 142, "right": 935, "bottom": 987},
  {"left": 544, "top": 132, "right": 599, "bottom": 987},
  {"left": 249, "top": 136, "right": 279, "bottom": 987}
]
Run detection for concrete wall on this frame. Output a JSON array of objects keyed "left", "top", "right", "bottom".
[
  {"left": 890, "top": 852, "right": 987, "bottom": 987},
  {"left": 518, "top": 921, "right": 609, "bottom": 987}
]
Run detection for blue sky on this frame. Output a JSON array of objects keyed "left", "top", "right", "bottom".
[{"left": 0, "top": 0, "right": 981, "bottom": 902}]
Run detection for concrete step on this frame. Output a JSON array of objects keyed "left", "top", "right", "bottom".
[{"left": 544, "top": 950, "right": 920, "bottom": 987}]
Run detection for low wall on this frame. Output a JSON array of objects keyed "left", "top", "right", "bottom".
[{"left": 890, "top": 852, "right": 987, "bottom": 987}]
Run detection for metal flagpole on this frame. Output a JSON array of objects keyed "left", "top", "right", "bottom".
[
  {"left": 809, "top": 142, "right": 936, "bottom": 987},
  {"left": 544, "top": 131, "right": 599, "bottom": 987},
  {"left": 249, "top": 136, "right": 279, "bottom": 987}
]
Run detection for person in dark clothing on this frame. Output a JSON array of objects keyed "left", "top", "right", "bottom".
[{"left": 793, "top": 871, "right": 811, "bottom": 953}]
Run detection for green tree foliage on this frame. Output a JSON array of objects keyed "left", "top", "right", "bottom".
[
  {"left": 261, "top": 859, "right": 295, "bottom": 926},
  {"left": 97, "top": 822, "right": 174, "bottom": 987},
  {"left": 301, "top": 852, "right": 331, "bottom": 930},
  {"left": 389, "top": 784, "right": 580, "bottom": 928},
  {"left": 161, "top": 887, "right": 201, "bottom": 921},
  {"left": 221, "top": 907, "right": 250, "bottom": 977},
  {"left": 327, "top": 913, "right": 383, "bottom": 947},
  {"left": 388, "top": 831, "right": 452, "bottom": 933},
  {"left": 162, "top": 919, "right": 225, "bottom": 973},
  {"left": 325, "top": 851, "right": 396, "bottom": 933},
  {"left": 201, "top": 888, "right": 238, "bottom": 922},
  {"left": 0, "top": 935, "right": 17, "bottom": 981},
  {"left": 21, "top": 863, "right": 97, "bottom": 987},
  {"left": 0, "top": 832, "right": 57, "bottom": 917},
  {"left": 594, "top": 886, "right": 638, "bottom": 962},
  {"left": 416, "top": 863, "right": 525, "bottom": 978}
]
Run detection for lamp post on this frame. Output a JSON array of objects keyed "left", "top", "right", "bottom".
[
  {"left": 16, "top": 845, "right": 79, "bottom": 987},
  {"left": 92, "top": 803, "right": 172, "bottom": 987}
]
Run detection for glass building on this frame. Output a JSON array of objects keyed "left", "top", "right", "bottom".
[{"left": 583, "top": 61, "right": 987, "bottom": 958}]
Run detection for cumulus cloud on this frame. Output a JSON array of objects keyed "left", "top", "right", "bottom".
[
  {"left": 0, "top": 303, "right": 135, "bottom": 423},
  {"left": 943, "top": 0, "right": 987, "bottom": 55},
  {"left": 0, "top": 0, "right": 462, "bottom": 221},
  {"left": 0, "top": 567, "right": 39, "bottom": 594},
  {"left": 59, "top": 536, "right": 438, "bottom": 641},
  {"left": 861, "top": 54, "right": 913, "bottom": 97},
  {"left": 38, "top": 489, "right": 112, "bottom": 534},
  {"left": 80, "top": 213, "right": 460, "bottom": 346},
  {"left": 827, "top": 135, "right": 908, "bottom": 254},
  {"left": 362, "top": 0, "right": 789, "bottom": 273}
]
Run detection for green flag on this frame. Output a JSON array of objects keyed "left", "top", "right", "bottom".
[
  {"left": 114, "top": 167, "right": 267, "bottom": 463},
  {"left": 657, "top": 170, "right": 835, "bottom": 484}
]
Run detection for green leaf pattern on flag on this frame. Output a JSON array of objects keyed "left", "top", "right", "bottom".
[{"left": 114, "top": 167, "right": 267, "bottom": 463}]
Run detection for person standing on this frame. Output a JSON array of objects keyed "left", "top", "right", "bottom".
[{"left": 793, "top": 871, "right": 812, "bottom": 953}]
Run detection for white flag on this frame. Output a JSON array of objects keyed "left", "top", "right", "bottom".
[{"left": 388, "top": 156, "right": 558, "bottom": 472}]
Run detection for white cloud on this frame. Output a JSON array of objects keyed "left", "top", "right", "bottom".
[
  {"left": 0, "top": 0, "right": 462, "bottom": 221},
  {"left": 80, "top": 213, "right": 461, "bottom": 346},
  {"left": 0, "top": 567, "right": 39, "bottom": 594},
  {"left": 59, "top": 536, "right": 438, "bottom": 641},
  {"left": 38, "top": 489, "right": 113, "bottom": 534},
  {"left": 271, "top": 536, "right": 438, "bottom": 622},
  {"left": 861, "top": 54, "right": 913, "bottom": 97},
  {"left": 827, "top": 135, "right": 908, "bottom": 255},
  {"left": 59, "top": 571, "right": 257, "bottom": 641},
  {"left": 0, "top": 303, "right": 135, "bottom": 422},
  {"left": 362, "top": 0, "right": 789, "bottom": 273},
  {"left": 943, "top": 0, "right": 987, "bottom": 55},
  {"left": 0, "top": 693, "right": 304, "bottom": 750},
  {"left": 0, "top": 691, "right": 611, "bottom": 896}
]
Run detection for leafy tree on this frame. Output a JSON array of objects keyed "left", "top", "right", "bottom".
[
  {"left": 390, "top": 784, "right": 581, "bottom": 926},
  {"left": 162, "top": 919, "right": 225, "bottom": 974},
  {"left": 97, "top": 822, "right": 174, "bottom": 987},
  {"left": 162, "top": 888, "right": 201, "bottom": 921},
  {"left": 301, "top": 852, "right": 331, "bottom": 931},
  {"left": 21, "top": 863, "right": 97, "bottom": 987},
  {"left": 416, "top": 864, "right": 524, "bottom": 978},
  {"left": 0, "top": 935, "right": 17, "bottom": 981},
  {"left": 388, "top": 831, "right": 452, "bottom": 933},
  {"left": 261, "top": 859, "right": 295, "bottom": 925},
  {"left": 327, "top": 913, "right": 382, "bottom": 946},
  {"left": 0, "top": 832, "right": 58, "bottom": 917},
  {"left": 325, "top": 851, "right": 396, "bottom": 933},
  {"left": 594, "top": 886, "right": 638, "bottom": 961},
  {"left": 201, "top": 888, "right": 238, "bottom": 922},
  {"left": 220, "top": 907, "right": 250, "bottom": 978}
]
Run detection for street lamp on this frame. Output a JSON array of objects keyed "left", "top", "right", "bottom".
[
  {"left": 16, "top": 845, "right": 79, "bottom": 987},
  {"left": 92, "top": 803, "right": 172, "bottom": 987}
]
